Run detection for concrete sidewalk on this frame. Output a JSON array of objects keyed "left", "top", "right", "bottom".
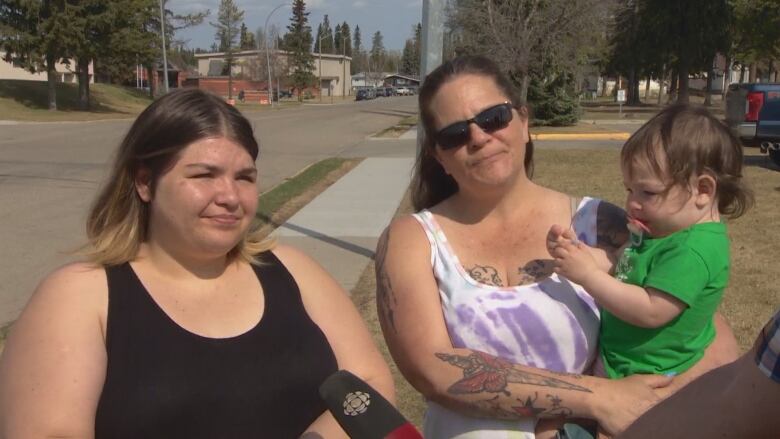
[{"left": 274, "top": 138, "right": 416, "bottom": 291}]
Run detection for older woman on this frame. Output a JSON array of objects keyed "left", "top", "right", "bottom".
[
  {"left": 375, "top": 55, "right": 737, "bottom": 438},
  {"left": 0, "top": 89, "right": 393, "bottom": 438}
]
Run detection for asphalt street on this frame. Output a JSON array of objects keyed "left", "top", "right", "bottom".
[{"left": 0, "top": 96, "right": 417, "bottom": 325}]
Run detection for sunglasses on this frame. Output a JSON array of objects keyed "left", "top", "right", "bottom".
[{"left": 433, "top": 102, "right": 514, "bottom": 150}]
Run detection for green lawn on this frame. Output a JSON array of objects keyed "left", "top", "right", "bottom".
[{"left": 0, "top": 80, "right": 152, "bottom": 121}]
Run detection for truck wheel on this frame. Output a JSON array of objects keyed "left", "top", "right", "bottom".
[{"left": 769, "top": 147, "right": 780, "bottom": 167}]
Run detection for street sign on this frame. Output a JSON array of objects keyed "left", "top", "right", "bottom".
[{"left": 617, "top": 89, "right": 626, "bottom": 102}]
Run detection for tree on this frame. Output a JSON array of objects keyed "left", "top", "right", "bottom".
[
  {"left": 334, "top": 23, "right": 342, "bottom": 54},
  {"left": 319, "top": 14, "right": 334, "bottom": 53},
  {"left": 211, "top": 0, "right": 244, "bottom": 99},
  {"left": 352, "top": 24, "right": 362, "bottom": 73},
  {"left": 285, "top": 0, "right": 314, "bottom": 100},
  {"left": 1, "top": 0, "right": 73, "bottom": 110},
  {"left": 449, "top": 0, "right": 613, "bottom": 102},
  {"left": 370, "top": 30, "right": 385, "bottom": 76},
  {"left": 340, "top": 22, "right": 352, "bottom": 57},
  {"left": 400, "top": 24, "right": 421, "bottom": 76},
  {"left": 239, "top": 22, "right": 255, "bottom": 49}
]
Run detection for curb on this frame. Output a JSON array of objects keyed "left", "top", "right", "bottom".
[{"left": 532, "top": 132, "right": 631, "bottom": 141}]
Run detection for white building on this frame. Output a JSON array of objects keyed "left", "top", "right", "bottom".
[{"left": 0, "top": 52, "right": 93, "bottom": 83}]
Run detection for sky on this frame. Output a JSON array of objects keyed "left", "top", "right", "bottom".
[{"left": 173, "top": 0, "right": 424, "bottom": 52}]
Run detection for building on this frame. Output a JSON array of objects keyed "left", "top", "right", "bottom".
[
  {"left": 1, "top": 52, "right": 93, "bottom": 84},
  {"left": 194, "top": 49, "right": 352, "bottom": 98},
  {"left": 382, "top": 74, "right": 420, "bottom": 90}
]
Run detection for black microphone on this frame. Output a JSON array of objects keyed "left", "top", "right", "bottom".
[{"left": 319, "top": 370, "right": 423, "bottom": 439}]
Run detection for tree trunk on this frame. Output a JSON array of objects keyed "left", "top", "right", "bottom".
[
  {"left": 677, "top": 58, "right": 690, "bottom": 104},
  {"left": 668, "top": 69, "right": 678, "bottom": 103},
  {"left": 722, "top": 55, "right": 732, "bottom": 100},
  {"left": 658, "top": 63, "right": 667, "bottom": 105},
  {"left": 147, "top": 65, "right": 155, "bottom": 98},
  {"left": 768, "top": 60, "right": 774, "bottom": 83},
  {"left": 644, "top": 77, "right": 651, "bottom": 102},
  {"left": 704, "top": 56, "right": 714, "bottom": 106},
  {"left": 519, "top": 72, "right": 529, "bottom": 103},
  {"left": 77, "top": 57, "right": 90, "bottom": 111},
  {"left": 739, "top": 65, "right": 746, "bottom": 83},
  {"left": 749, "top": 62, "right": 757, "bottom": 82},
  {"left": 627, "top": 67, "right": 639, "bottom": 105},
  {"left": 228, "top": 58, "right": 233, "bottom": 100},
  {"left": 46, "top": 53, "right": 58, "bottom": 111}
]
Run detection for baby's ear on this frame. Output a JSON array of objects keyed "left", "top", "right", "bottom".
[{"left": 694, "top": 173, "right": 717, "bottom": 207}]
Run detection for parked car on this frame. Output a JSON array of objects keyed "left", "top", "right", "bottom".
[
  {"left": 355, "top": 88, "right": 375, "bottom": 101},
  {"left": 726, "top": 82, "right": 780, "bottom": 166},
  {"left": 396, "top": 86, "right": 411, "bottom": 96},
  {"left": 384, "top": 87, "right": 396, "bottom": 96},
  {"left": 374, "top": 87, "right": 386, "bottom": 97}
]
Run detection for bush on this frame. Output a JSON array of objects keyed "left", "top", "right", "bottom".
[{"left": 527, "top": 75, "right": 581, "bottom": 127}]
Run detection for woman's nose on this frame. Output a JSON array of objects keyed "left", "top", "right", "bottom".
[
  {"left": 467, "top": 122, "right": 490, "bottom": 148},
  {"left": 214, "top": 178, "right": 240, "bottom": 207}
]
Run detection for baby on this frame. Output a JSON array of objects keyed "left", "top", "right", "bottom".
[{"left": 540, "top": 104, "right": 753, "bottom": 438}]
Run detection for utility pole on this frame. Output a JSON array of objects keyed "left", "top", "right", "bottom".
[
  {"left": 342, "top": 36, "right": 348, "bottom": 98},
  {"left": 318, "top": 34, "right": 326, "bottom": 103},
  {"left": 159, "top": 0, "right": 169, "bottom": 93},
  {"left": 417, "top": 0, "right": 444, "bottom": 150}
]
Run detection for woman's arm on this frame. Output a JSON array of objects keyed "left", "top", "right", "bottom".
[
  {"left": 0, "top": 263, "right": 108, "bottom": 439},
  {"left": 274, "top": 245, "right": 395, "bottom": 439},
  {"left": 376, "top": 216, "right": 670, "bottom": 434}
]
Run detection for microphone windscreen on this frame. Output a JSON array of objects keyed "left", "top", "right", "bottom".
[{"left": 319, "top": 370, "right": 421, "bottom": 439}]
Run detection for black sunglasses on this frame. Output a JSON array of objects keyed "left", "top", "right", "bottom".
[{"left": 434, "top": 102, "right": 514, "bottom": 150}]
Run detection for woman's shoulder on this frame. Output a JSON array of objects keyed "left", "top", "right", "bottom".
[{"left": 37, "top": 262, "right": 108, "bottom": 297}]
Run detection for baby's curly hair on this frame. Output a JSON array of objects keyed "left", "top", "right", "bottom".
[{"left": 621, "top": 104, "right": 753, "bottom": 218}]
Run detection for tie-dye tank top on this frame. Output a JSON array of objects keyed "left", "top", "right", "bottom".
[{"left": 412, "top": 197, "right": 602, "bottom": 439}]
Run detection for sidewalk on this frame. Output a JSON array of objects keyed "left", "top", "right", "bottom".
[{"left": 273, "top": 136, "right": 416, "bottom": 291}]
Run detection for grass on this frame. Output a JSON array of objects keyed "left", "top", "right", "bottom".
[
  {"left": 255, "top": 158, "right": 360, "bottom": 227},
  {"left": 375, "top": 115, "right": 419, "bottom": 138},
  {"left": 0, "top": 80, "right": 153, "bottom": 121},
  {"left": 348, "top": 146, "right": 780, "bottom": 427}
]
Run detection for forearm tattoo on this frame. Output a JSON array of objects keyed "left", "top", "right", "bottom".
[
  {"left": 596, "top": 201, "right": 629, "bottom": 252},
  {"left": 467, "top": 265, "right": 504, "bottom": 287},
  {"left": 436, "top": 351, "right": 588, "bottom": 419},
  {"left": 375, "top": 229, "right": 398, "bottom": 334}
]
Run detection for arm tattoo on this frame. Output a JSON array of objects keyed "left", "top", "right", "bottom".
[
  {"left": 436, "top": 351, "right": 584, "bottom": 419},
  {"left": 375, "top": 229, "right": 398, "bottom": 334},
  {"left": 436, "top": 351, "right": 591, "bottom": 395},
  {"left": 467, "top": 265, "right": 504, "bottom": 286},
  {"left": 596, "top": 201, "right": 629, "bottom": 252}
]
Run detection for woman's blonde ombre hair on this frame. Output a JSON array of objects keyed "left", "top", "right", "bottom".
[{"left": 82, "top": 88, "right": 273, "bottom": 266}]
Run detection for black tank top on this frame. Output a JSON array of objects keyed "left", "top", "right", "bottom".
[{"left": 95, "top": 252, "right": 338, "bottom": 438}]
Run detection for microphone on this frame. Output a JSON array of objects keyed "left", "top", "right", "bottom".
[{"left": 319, "top": 370, "right": 423, "bottom": 439}]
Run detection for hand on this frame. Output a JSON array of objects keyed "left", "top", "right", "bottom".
[
  {"left": 593, "top": 374, "right": 673, "bottom": 436},
  {"left": 546, "top": 224, "right": 579, "bottom": 256},
  {"left": 549, "top": 235, "right": 599, "bottom": 286}
]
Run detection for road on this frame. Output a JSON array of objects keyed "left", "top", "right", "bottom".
[{"left": 0, "top": 96, "right": 418, "bottom": 325}]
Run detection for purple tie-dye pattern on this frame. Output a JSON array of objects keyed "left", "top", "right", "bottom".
[
  {"left": 495, "top": 307, "right": 536, "bottom": 366},
  {"left": 471, "top": 316, "right": 515, "bottom": 358},
  {"left": 513, "top": 303, "right": 566, "bottom": 371},
  {"left": 488, "top": 291, "right": 516, "bottom": 301},
  {"left": 456, "top": 305, "right": 476, "bottom": 325},
  {"left": 565, "top": 311, "right": 589, "bottom": 370}
]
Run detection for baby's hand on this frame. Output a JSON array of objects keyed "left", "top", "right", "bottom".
[
  {"left": 549, "top": 233, "right": 599, "bottom": 285},
  {"left": 546, "top": 224, "right": 579, "bottom": 256}
]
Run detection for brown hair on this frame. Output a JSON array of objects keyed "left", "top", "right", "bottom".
[
  {"left": 412, "top": 55, "right": 534, "bottom": 210},
  {"left": 621, "top": 104, "right": 753, "bottom": 218},
  {"left": 82, "top": 88, "right": 273, "bottom": 265}
]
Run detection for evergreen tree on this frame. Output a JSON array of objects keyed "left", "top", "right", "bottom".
[
  {"left": 334, "top": 23, "right": 342, "bottom": 54},
  {"left": 239, "top": 22, "right": 255, "bottom": 49},
  {"left": 286, "top": 0, "right": 314, "bottom": 100},
  {"left": 340, "top": 22, "right": 352, "bottom": 57},
  {"left": 0, "top": 0, "right": 73, "bottom": 110},
  {"left": 527, "top": 75, "right": 581, "bottom": 126},
  {"left": 211, "top": 0, "right": 244, "bottom": 99},
  {"left": 412, "top": 23, "right": 422, "bottom": 76},
  {"left": 370, "top": 30, "right": 385, "bottom": 75},
  {"left": 314, "top": 14, "right": 334, "bottom": 53},
  {"left": 401, "top": 39, "right": 415, "bottom": 75},
  {"left": 352, "top": 24, "right": 362, "bottom": 73}
]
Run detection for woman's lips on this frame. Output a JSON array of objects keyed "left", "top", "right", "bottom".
[{"left": 207, "top": 214, "right": 241, "bottom": 225}]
